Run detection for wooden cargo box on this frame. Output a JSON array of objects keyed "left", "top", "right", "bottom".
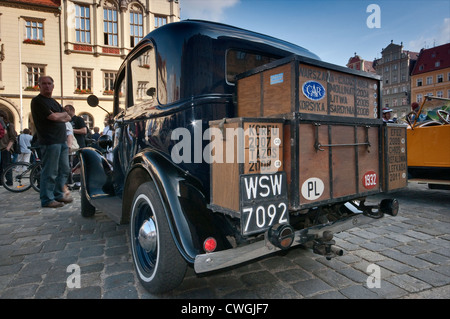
[
  {"left": 236, "top": 55, "right": 380, "bottom": 120},
  {"left": 209, "top": 118, "right": 285, "bottom": 214}
]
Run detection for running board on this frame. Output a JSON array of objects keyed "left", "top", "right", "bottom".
[{"left": 91, "top": 196, "right": 123, "bottom": 224}]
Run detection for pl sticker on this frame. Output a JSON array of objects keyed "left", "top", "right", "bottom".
[
  {"left": 302, "top": 81, "right": 325, "bottom": 101},
  {"left": 301, "top": 177, "right": 324, "bottom": 200}
]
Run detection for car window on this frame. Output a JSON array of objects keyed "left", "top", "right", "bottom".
[
  {"left": 129, "top": 44, "right": 157, "bottom": 107},
  {"left": 114, "top": 68, "right": 126, "bottom": 113},
  {"left": 226, "top": 49, "right": 278, "bottom": 84}
]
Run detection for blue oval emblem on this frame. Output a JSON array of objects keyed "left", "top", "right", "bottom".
[{"left": 302, "top": 81, "right": 326, "bottom": 101}]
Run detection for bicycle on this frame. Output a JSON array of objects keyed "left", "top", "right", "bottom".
[
  {"left": 1, "top": 146, "right": 42, "bottom": 193},
  {"left": 2, "top": 138, "right": 108, "bottom": 193}
]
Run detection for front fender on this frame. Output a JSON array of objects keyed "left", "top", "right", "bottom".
[
  {"left": 78, "top": 147, "right": 114, "bottom": 199},
  {"left": 123, "top": 151, "right": 231, "bottom": 264}
]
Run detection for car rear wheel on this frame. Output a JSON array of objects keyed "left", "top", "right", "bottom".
[{"left": 130, "top": 181, "right": 187, "bottom": 294}]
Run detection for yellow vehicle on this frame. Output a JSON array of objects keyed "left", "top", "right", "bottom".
[{"left": 406, "top": 96, "right": 450, "bottom": 189}]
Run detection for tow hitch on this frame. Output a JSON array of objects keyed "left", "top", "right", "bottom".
[{"left": 312, "top": 231, "right": 344, "bottom": 260}]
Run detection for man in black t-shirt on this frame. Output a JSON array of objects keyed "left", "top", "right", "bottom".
[
  {"left": 64, "top": 104, "right": 87, "bottom": 148},
  {"left": 31, "top": 76, "right": 73, "bottom": 208}
]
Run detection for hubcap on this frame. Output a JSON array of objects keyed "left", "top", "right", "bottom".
[{"left": 138, "top": 218, "right": 157, "bottom": 253}]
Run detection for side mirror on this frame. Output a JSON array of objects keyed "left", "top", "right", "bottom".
[
  {"left": 87, "top": 94, "right": 99, "bottom": 107},
  {"left": 86, "top": 94, "right": 112, "bottom": 118}
]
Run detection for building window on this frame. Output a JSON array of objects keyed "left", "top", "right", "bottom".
[
  {"left": 437, "top": 91, "right": 443, "bottom": 98},
  {"left": 104, "top": 5, "right": 118, "bottom": 46},
  {"left": 437, "top": 74, "right": 443, "bottom": 83},
  {"left": 75, "top": 69, "right": 92, "bottom": 93},
  {"left": 25, "top": 19, "right": 44, "bottom": 42},
  {"left": 154, "top": 15, "right": 167, "bottom": 28},
  {"left": 136, "top": 51, "right": 150, "bottom": 68},
  {"left": 103, "top": 71, "right": 115, "bottom": 94},
  {"left": 416, "top": 94, "right": 422, "bottom": 103},
  {"left": 392, "top": 98, "right": 398, "bottom": 106},
  {"left": 435, "top": 61, "right": 440, "bottom": 67},
  {"left": 25, "top": 65, "right": 45, "bottom": 90},
  {"left": 130, "top": 9, "right": 143, "bottom": 47},
  {"left": 137, "top": 82, "right": 148, "bottom": 100},
  {"left": 426, "top": 76, "right": 432, "bottom": 85},
  {"left": 416, "top": 78, "right": 422, "bottom": 87},
  {"left": 75, "top": 4, "right": 91, "bottom": 43}
]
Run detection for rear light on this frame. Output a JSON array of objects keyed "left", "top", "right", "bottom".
[{"left": 203, "top": 237, "right": 217, "bottom": 253}]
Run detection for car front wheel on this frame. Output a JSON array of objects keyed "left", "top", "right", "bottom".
[{"left": 130, "top": 181, "right": 187, "bottom": 294}]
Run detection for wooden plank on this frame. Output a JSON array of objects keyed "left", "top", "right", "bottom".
[
  {"left": 298, "top": 123, "right": 331, "bottom": 203},
  {"left": 331, "top": 125, "right": 357, "bottom": 198},
  {"left": 357, "top": 126, "right": 380, "bottom": 192},
  {"left": 262, "top": 63, "right": 292, "bottom": 116},
  {"left": 298, "top": 64, "right": 328, "bottom": 116},
  {"left": 210, "top": 121, "right": 241, "bottom": 212},
  {"left": 383, "top": 125, "right": 408, "bottom": 191},
  {"left": 237, "top": 73, "right": 262, "bottom": 117}
]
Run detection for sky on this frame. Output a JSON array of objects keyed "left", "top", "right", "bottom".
[{"left": 179, "top": 0, "right": 450, "bottom": 67}]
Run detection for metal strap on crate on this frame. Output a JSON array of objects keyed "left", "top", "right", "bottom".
[{"left": 313, "top": 123, "right": 371, "bottom": 152}]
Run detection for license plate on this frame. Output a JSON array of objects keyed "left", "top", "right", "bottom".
[
  {"left": 240, "top": 172, "right": 289, "bottom": 236},
  {"left": 241, "top": 201, "right": 288, "bottom": 235}
]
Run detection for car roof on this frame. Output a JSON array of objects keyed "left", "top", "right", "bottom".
[{"left": 141, "top": 19, "right": 321, "bottom": 61}]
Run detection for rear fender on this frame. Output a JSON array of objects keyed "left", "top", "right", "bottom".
[{"left": 122, "top": 151, "right": 231, "bottom": 264}]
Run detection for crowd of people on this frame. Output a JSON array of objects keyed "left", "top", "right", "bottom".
[{"left": 0, "top": 75, "right": 114, "bottom": 208}]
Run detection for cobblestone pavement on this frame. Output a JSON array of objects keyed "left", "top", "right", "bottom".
[{"left": 0, "top": 182, "right": 449, "bottom": 300}]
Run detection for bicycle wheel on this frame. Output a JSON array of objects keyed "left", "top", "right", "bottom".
[
  {"left": 30, "top": 162, "right": 42, "bottom": 192},
  {"left": 1, "top": 162, "right": 33, "bottom": 192}
]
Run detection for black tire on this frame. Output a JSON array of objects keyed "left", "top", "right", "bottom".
[
  {"left": 1, "top": 162, "right": 32, "bottom": 192},
  {"left": 80, "top": 178, "right": 96, "bottom": 217},
  {"left": 130, "top": 181, "right": 187, "bottom": 294},
  {"left": 30, "top": 162, "right": 42, "bottom": 192}
]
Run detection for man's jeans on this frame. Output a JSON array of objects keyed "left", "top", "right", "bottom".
[{"left": 40, "top": 143, "right": 70, "bottom": 206}]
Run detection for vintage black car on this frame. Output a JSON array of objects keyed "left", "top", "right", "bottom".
[{"left": 79, "top": 20, "right": 406, "bottom": 294}]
